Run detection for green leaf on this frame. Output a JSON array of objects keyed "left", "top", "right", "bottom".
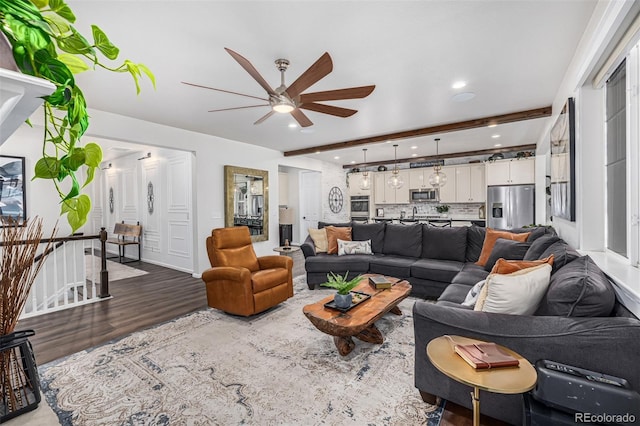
[
  {"left": 34, "top": 49, "right": 74, "bottom": 85},
  {"left": 125, "top": 60, "right": 141, "bottom": 94},
  {"left": 60, "top": 198, "right": 74, "bottom": 214},
  {"left": 11, "top": 43, "right": 35, "bottom": 74},
  {"left": 43, "top": 84, "right": 72, "bottom": 106},
  {"left": 137, "top": 63, "right": 156, "bottom": 90},
  {"left": 83, "top": 142, "right": 102, "bottom": 167},
  {"left": 31, "top": 0, "right": 49, "bottom": 9},
  {"left": 67, "top": 87, "right": 88, "bottom": 136},
  {"left": 43, "top": 14, "right": 70, "bottom": 35},
  {"left": 65, "top": 194, "right": 91, "bottom": 232},
  {"left": 5, "top": 13, "right": 50, "bottom": 53},
  {"left": 91, "top": 25, "right": 119, "bottom": 60},
  {"left": 57, "top": 53, "right": 89, "bottom": 73},
  {"left": 57, "top": 28, "right": 93, "bottom": 55},
  {"left": 83, "top": 166, "right": 96, "bottom": 188},
  {"left": 0, "top": 0, "right": 43, "bottom": 22},
  {"left": 34, "top": 156, "right": 60, "bottom": 179},
  {"left": 61, "top": 173, "right": 80, "bottom": 201},
  {"left": 49, "top": 0, "right": 75, "bottom": 23},
  {"left": 61, "top": 147, "right": 85, "bottom": 171}
]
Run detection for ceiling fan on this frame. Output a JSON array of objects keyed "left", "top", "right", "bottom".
[{"left": 182, "top": 48, "right": 375, "bottom": 128}]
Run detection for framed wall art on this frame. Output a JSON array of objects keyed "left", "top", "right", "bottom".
[{"left": 0, "top": 155, "right": 26, "bottom": 225}]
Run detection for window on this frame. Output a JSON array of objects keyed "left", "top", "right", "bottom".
[{"left": 605, "top": 60, "right": 627, "bottom": 257}]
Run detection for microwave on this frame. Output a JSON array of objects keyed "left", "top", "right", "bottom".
[{"left": 410, "top": 188, "right": 438, "bottom": 202}]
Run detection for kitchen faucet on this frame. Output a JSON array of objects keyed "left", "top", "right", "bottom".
[{"left": 412, "top": 206, "right": 418, "bottom": 219}]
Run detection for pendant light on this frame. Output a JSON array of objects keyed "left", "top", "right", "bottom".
[
  {"left": 428, "top": 138, "right": 447, "bottom": 188},
  {"left": 387, "top": 144, "right": 404, "bottom": 189},
  {"left": 359, "top": 148, "right": 371, "bottom": 190}
]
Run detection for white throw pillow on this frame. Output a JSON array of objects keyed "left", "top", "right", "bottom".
[
  {"left": 337, "top": 239, "right": 372, "bottom": 256},
  {"left": 474, "top": 264, "right": 552, "bottom": 315},
  {"left": 308, "top": 228, "right": 328, "bottom": 253},
  {"left": 462, "top": 280, "right": 486, "bottom": 307}
]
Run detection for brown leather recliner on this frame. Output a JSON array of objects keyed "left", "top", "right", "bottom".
[{"left": 202, "top": 226, "right": 293, "bottom": 316}]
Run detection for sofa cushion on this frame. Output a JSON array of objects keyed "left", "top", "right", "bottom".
[
  {"left": 318, "top": 221, "right": 352, "bottom": 229},
  {"left": 438, "top": 283, "right": 473, "bottom": 304},
  {"left": 352, "top": 222, "right": 386, "bottom": 253},
  {"left": 523, "top": 235, "right": 563, "bottom": 261},
  {"left": 411, "top": 258, "right": 464, "bottom": 283},
  {"left": 382, "top": 224, "right": 422, "bottom": 258},
  {"left": 368, "top": 255, "right": 416, "bottom": 278},
  {"left": 252, "top": 268, "right": 289, "bottom": 293},
  {"left": 490, "top": 255, "right": 554, "bottom": 274},
  {"left": 484, "top": 238, "right": 531, "bottom": 271},
  {"left": 422, "top": 225, "right": 468, "bottom": 262},
  {"left": 465, "top": 225, "right": 486, "bottom": 262},
  {"left": 475, "top": 264, "right": 552, "bottom": 315},
  {"left": 509, "top": 226, "right": 552, "bottom": 242},
  {"left": 308, "top": 228, "right": 328, "bottom": 253},
  {"left": 451, "top": 263, "right": 490, "bottom": 286},
  {"left": 304, "top": 253, "right": 370, "bottom": 273},
  {"left": 338, "top": 239, "right": 372, "bottom": 256},
  {"left": 326, "top": 226, "right": 352, "bottom": 255},
  {"left": 535, "top": 256, "right": 615, "bottom": 317},
  {"left": 538, "top": 240, "right": 580, "bottom": 274},
  {"left": 476, "top": 228, "right": 531, "bottom": 267}
]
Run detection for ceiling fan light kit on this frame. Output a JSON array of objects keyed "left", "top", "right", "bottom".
[
  {"left": 387, "top": 144, "right": 404, "bottom": 189},
  {"left": 359, "top": 148, "right": 371, "bottom": 190},
  {"left": 183, "top": 48, "right": 375, "bottom": 128}
]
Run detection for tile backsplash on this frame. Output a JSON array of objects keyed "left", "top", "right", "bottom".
[{"left": 374, "top": 203, "right": 485, "bottom": 219}]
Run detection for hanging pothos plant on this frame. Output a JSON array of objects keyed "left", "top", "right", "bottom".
[{"left": 0, "top": 0, "right": 155, "bottom": 232}]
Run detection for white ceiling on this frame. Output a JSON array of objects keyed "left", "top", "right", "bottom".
[{"left": 68, "top": 1, "right": 598, "bottom": 166}]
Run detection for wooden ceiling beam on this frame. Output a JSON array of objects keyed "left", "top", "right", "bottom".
[
  {"left": 284, "top": 106, "right": 551, "bottom": 157},
  {"left": 341, "top": 144, "right": 537, "bottom": 169}
]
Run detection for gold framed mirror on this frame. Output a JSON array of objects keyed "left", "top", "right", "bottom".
[{"left": 224, "top": 165, "right": 269, "bottom": 242}]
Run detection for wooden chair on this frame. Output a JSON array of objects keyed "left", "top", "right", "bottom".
[
  {"left": 202, "top": 226, "right": 293, "bottom": 316},
  {"left": 106, "top": 221, "right": 142, "bottom": 263}
]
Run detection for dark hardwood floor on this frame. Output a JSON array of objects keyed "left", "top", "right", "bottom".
[{"left": 18, "top": 250, "right": 500, "bottom": 425}]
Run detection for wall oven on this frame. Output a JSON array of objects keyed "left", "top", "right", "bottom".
[
  {"left": 410, "top": 188, "right": 438, "bottom": 202},
  {"left": 350, "top": 195, "right": 370, "bottom": 219}
]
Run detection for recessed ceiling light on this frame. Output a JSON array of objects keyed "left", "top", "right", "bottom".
[
  {"left": 492, "top": 134, "right": 501, "bottom": 139},
  {"left": 494, "top": 143, "right": 502, "bottom": 147},
  {"left": 334, "top": 156, "right": 340, "bottom": 160},
  {"left": 452, "top": 92, "right": 476, "bottom": 102},
  {"left": 288, "top": 123, "right": 297, "bottom": 128},
  {"left": 315, "top": 150, "right": 320, "bottom": 154},
  {"left": 350, "top": 160, "right": 356, "bottom": 164},
  {"left": 385, "top": 141, "right": 391, "bottom": 144},
  {"left": 411, "top": 146, "right": 418, "bottom": 150},
  {"left": 452, "top": 81, "right": 467, "bottom": 89},
  {"left": 412, "top": 153, "right": 417, "bottom": 157},
  {"left": 488, "top": 123, "right": 497, "bottom": 128}
]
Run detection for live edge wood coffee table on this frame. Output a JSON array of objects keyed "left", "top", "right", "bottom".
[{"left": 303, "top": 275, "right": 411, "bottom": 356}]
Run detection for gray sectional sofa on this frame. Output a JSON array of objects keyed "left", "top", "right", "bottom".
[{"left": 302, "top": 221, "right": 640, "bottom": 425}]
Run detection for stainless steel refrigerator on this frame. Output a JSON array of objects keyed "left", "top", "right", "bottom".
[{"left": 487, "top": 184, "right": 535, "bottom": 229}]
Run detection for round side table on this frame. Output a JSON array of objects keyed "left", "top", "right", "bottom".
[
  {"left": 273, "top": 246, "right": 300, "bottom": 258},
  {"left": 427, "top": 335, "right": 537, "bottom": 426}
]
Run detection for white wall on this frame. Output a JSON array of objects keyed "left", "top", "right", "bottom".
[{"left": 2, "top": 109, "right": 345, "bottom": 274}]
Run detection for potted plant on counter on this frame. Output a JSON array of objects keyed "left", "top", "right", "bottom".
[
  {"left": 435, "top": 204, "right": 450, "bottom": 216},
  {"left": 321, "top": 272, "right": 363, "bottom": 308}
]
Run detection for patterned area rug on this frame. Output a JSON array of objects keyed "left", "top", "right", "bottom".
[
  {"left": 84, "top": 255, "right": 148, "bottom": 283},
  {"left": 40, "top": 276, "right": 444, "bottom": 425}
]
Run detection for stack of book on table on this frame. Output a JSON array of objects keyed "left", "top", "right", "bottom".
[
  {"left": 454, "top": 342, "right": 520, "bottom": 369},
  {"left": 369, "top": 275, "right": 392, "bottom": 289}
]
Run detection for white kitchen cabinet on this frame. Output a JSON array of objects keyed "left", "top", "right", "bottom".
[
  {"left": 374, "top": 170, "right": 409, "bottom": 204},
  {"left": 409, "top": 169, "right": 427, "bottom": 189},
  {"left": 437, "top": 165, "right": 456, "bottom": 203},
  {"left": 485, "top": 158, "right": 535, "bottom": 186},
  {"left": 455, "top": 164, "right": 486, "bottom": 202},
  {"left": 348, "top": 172, "right": 372, "bottom": 196}
]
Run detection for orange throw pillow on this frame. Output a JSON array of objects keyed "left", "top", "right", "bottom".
[
  {"left": 490, "top": 255, "right": 555, "bottom": 274},
  {"left": 326, "top": 226, "right": 352, "bottom": 254},
  {"left": 476, "top": 228, "right": 531, "bottom": 267}
]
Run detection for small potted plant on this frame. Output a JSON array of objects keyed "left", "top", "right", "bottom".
[
  {"left": 321, "top": 271, "right": 363, "bottom": 308},
  {"left": 435, "top": 204, "right": 450, "bottom": 216}
]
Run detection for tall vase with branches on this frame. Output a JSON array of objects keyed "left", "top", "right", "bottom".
[{"left": 0, "top": 217, "right": 55, "bottom": 417}]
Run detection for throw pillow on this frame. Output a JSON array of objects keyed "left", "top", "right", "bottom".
[
  {"left": 538, "top": 240, "right": 580, "bottom": 274},
  {"left": 308, "top": 228, "right": 328, "bottom": 253},
  {"left": 523, "top": 235, "right": 562, "bottom": 261},
  {"left": 490, "top": 255, "right": 554, "bottom": 274},
  {"left": 474, "top": 264, "right": 552, "bottom": 315},
  {"left": 462, "top": 279, "right": 486, "bottom": 307},
  {"left": 483, "top": 238, "right": 531, "bottom": 271},
  {"left": 475, "top": 228, "right": 531, "bottom": 267},
  {"left": 422, "top": 226, "right": 468, "bottom": 262},
  {"left": 465, "top": 225, "right": 486, "bottom": 262},
  {"left": 326, "top": 226, "right": 352, "bottom": 255},
  {"left": 535, "top": 256, "right": 615, "bottom": 317},
  {"left": 351, "top": 222, "right": 386, "bottom": 253},
  {"left": 337, "top": 239, "right": 373, "bottom": 256}
]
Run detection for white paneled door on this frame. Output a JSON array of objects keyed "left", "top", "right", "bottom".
[{"left": 300, "top": 171, "right": 321, "bottom": 242}]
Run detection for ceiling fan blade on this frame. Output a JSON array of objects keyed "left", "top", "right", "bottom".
[
  {"left": 225, "top": 48, "right": 278, "bottom": 96},
  {"left": 182, "top": 82, "right": 268, "bottom": 101},
  {"left": 254, "top": 110, "right": 275, "bottom": 125},
  {"left": 290, "top": 109, "right": 313, "bottom": 127},
  {"left": 208, "top": 104, "right": 269, "bottom": 113},
  {"left": 285, "top": 52, "right": 333, "bottom": 99},
  {"left": 299, "top": 85, "right": 375, "bottom": 103},
  {"left": 299, "top": 103, "right": 357, "bottom": 117}
]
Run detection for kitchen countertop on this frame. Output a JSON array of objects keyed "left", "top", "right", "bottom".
[{"left": 372, "top": 216, "right": 485, "bottom": 222}]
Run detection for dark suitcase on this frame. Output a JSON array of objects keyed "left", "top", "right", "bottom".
[{"left": 524, "top": 360, "right": 640, "bottom": 425}]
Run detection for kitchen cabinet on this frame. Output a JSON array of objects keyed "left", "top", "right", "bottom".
[
  {"left": 455, "top": 164, "right": 486, "bottom": 202},
  {"left": 485, "top": 158, "right": 535, "bottom": 186},
  {"left": 347, "top": 172, "right": 372, "bottom": 196},
  {"left": 374, "top": 170, "right": 409, "bottom": 204},
  {"left": 437, "top": 165, "right": 456, "bottom": 203}
]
